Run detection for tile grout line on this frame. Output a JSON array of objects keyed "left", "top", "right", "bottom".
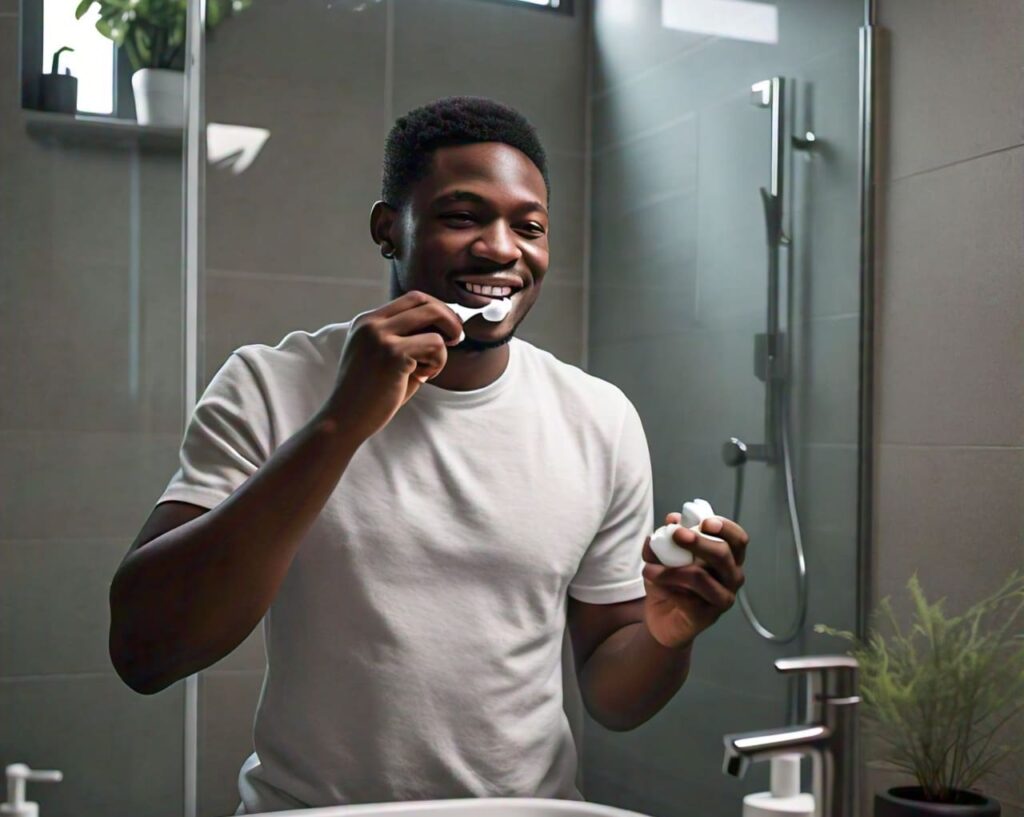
[
  {"left": 878, "top": 442, "right": 1024, "bottom": 451},
  {"left": 888, "top": 141, "right": 1024, "bottom": 185}
]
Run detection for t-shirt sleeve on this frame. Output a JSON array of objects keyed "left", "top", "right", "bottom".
[
  {"left": 568, "top": 396, "right": 653, "bottom": 604},
  {"left": 156, "top": 350, "right": 271, "bottom": 511}
]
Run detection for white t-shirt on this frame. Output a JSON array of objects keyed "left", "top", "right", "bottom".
[{"left": 157, "top": 320, "right": 653, "bottom": 814}]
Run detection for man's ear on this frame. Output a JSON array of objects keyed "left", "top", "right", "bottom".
[{"left": 370, "top": 200, "right": 399, "bottom": 255}]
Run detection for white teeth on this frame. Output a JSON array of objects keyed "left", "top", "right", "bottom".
[{"left": 461, "top": 282, "right": 515, "bottom": 298}]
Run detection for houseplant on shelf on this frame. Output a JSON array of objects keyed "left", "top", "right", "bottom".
[
  {"left": 74, "top": 0, "right": 253, "bottom": 127},
  {"left": 816, "top": 571, "right": 1024, "bottom": 817}
]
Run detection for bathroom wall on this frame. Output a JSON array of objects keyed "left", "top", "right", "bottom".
[
  {"left": 0, "top": 5, "right": 187, "bottom": 816},
  {"left": 867, "top": 1, "right": 1024, "bottom": 815},
  {"left": 195, "top": 1, "right": 590, "bottom": 814},
  {"left": 582, "top": 2, "right": 864, "bottom": 816}
]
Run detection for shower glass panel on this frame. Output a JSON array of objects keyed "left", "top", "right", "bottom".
[
  {"left": 184, "top": 1, "right": 868, "bottom": 816},
  {"left": 0, "top": 115, "right": 187, "bottom": 816},
  {"left": 583, "top": 2, "right": 864, "bottom": 816}
]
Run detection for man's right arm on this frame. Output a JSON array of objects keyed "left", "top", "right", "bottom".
[
  {"left": 109, "top": 411, "right": 366, "bottom": 694},
  {"left": 110, "top": 292, "right": 465, "bottom": 695}
]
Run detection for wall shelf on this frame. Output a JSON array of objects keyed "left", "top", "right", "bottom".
[{"left": 24, "top": 110, "right": 183, "bottom": 152}]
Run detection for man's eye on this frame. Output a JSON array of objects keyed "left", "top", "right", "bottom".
[
  {"left": 521, "top": 223, "right": 546, "bottom": 236},
  {"left": 442, "top": 213, "right": 475, "bottom": 225}
]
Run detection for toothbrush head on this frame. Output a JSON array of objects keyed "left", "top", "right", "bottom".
[
  {"left": 480, "top": 298, "right": 512, "bottom": 322},
  {"left": 443, "top": 297, "right": 513, "bottom": 324}
]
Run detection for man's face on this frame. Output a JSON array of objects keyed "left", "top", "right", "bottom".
[{"left": 383, "top": 142, "right": 550, "bottom": 351}]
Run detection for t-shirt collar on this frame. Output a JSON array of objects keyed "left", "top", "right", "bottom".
[{"left": 412, "top": 338, "right": 520, "bottom": 408}]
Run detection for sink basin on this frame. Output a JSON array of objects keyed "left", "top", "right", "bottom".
[{"left": 247, "top": 798, "right": 651, "bottom": 817}]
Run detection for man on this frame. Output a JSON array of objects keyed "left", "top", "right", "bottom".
[{"left": 109, "top": 97, "right": 749, "bottom": 814}]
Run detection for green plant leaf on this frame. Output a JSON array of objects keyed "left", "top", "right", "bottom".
[
  {"left": 816, "top": 571, "right": 1024, "bottom": 800},
  {"left": 75, "top": 0, "right": 96, "bottom": 20}
]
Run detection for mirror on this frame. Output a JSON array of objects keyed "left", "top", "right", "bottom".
[{"left": 5, "top": 2, "right": 1019, "bottom": 817}]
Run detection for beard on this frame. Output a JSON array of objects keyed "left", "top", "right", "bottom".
[
  {"left": 456, "top": 330, "right": 515, "bottom": 352},
  {"left": 455, "top": 306, "right": 529, "bottom": 351}
]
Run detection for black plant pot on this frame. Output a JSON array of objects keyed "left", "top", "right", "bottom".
[{"left": 876, "top": 787, "right": 1001, "bottom": 817}]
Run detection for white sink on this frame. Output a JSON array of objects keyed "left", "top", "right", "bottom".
[{"left": 247, "top": 798, "right": 651, "bottom": 817}]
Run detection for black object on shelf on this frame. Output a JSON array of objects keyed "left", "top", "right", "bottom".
[{"left": 39, "top": 46, "right": 78, "bottom": 114}]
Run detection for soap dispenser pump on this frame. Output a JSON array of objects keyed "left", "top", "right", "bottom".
[
  {"left": 1, "top": 764, "right": 62, "bottom": 817},
  {"left": 742, "top": 754, "right": 814, "bottom": 817}
]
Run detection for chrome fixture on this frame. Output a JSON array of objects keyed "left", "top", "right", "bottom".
[
  {"left": 723, "top": 656, "right": 860, "bottom": 817},
  {"left": 792, "top": 130, "right": 818, "bottom": 150},
  {"left": 721, "top": 77, "right": 809, "bottom": 643}
]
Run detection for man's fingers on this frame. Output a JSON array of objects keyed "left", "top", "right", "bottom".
[
  {"left": 384, "top": 300, "right": 464, "bottom": 346},
  {"left": 705, "top": 517, "right": 750, "bottom": 567},
  {"left": 392, "top": 333, "right": 450, "bottom": 381},
  {"left": 657, "top": 566, "right": 735, "bottom": 610},
  {"left": 671, "top": 526, "right": 744, "bottom": 591},
  {"left": 642, "top": 536, "right": 659, "bottom": 564}
]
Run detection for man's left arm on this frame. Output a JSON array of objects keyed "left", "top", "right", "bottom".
[{"left": 568, "top": 514, "right": 750, "bottom": 732}]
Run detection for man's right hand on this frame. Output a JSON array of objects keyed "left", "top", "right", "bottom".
[{"left": 324, "top": 290, "right": 464, "bottom": 441}]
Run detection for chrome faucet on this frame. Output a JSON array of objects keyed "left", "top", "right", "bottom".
[{"left": 722, "top": 656, "right": 860, "bottom": 817}]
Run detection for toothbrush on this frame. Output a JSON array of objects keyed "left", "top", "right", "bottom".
[{"left": 444, "top": 297, "right": 513, "bottom": 323}]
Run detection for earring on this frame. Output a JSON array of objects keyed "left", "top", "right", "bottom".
[{"left": 380, "top": 245, "right": 395, "bottom": 259}]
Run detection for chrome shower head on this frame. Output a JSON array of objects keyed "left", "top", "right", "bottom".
[{"left": 722, "top": 437, "right": 748, "bottom": 467}]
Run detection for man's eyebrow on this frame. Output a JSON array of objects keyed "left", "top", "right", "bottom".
[{"left": 432, "top": 190, "right": 548, "bottom": 215}]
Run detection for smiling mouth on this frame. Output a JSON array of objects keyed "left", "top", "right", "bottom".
[{"left": 453, "top": 281, "right": 522, "bottom": 308}]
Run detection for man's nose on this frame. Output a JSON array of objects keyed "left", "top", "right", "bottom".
[{"left": 470, "top": 222, "right": 522, "bottom": 266}]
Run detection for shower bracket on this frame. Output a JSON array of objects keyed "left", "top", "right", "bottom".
[{"left": 754, "top": 330, "right": 787, "bottom": 383}]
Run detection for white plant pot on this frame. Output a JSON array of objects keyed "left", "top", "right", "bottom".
[{"left": 131, "top": 68, "right": 185, "bottom": 128}]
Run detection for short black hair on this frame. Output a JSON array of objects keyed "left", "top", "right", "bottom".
[{"left": 381, "top": 96, "right": 550, "bottom": 209}]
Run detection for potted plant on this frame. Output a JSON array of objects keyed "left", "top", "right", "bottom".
[
  {"left": 39, "top": 46, "right": 78, "bottom": 113},
  {"left": 74, "top": 0, "right": 253, "bottom": 127},
  {"left": 816, "top": 571, "right": 1024, "bottom": 817}
]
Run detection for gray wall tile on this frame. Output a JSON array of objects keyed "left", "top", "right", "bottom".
[
  {"left": 0, "top": 540, "right": 125, "bottom": 677},
  {"left": 873, "top": 444, "right": 1024, "bottom": 620},
  {"left": 47, "top": 146, "right": 133, "bottom": 267},
  {"left": 203, "top": 272, "right": 389, "bottom": 383},
  {"left": 791, "top": 315, "right": 861, "bottom": 447},
  {"left": 205, "top": 76, "right": 386, "bottom": 282},
  {"left": 198, "top": 671, "right": 264, "bottom": 817},
  {"left": 546, "top": 150, "right": 586, "bottom": 284},
  {"left": 0, "top": 259, "right": 182, "bottom": 434},
  {"left": 0, "top": 138, "right": 55, "bottom": 274},
  {"left": 209, "top": 625, "right": 267, "bottom": 674},
  {"left": 589, "top": 283, "right": 698, "bottom": 344},
  {"left": 795, "top": 444, "right": 859, "bottom": 536},
  {"left": 0, "top": 431, "right": 183, "bottom": 540},
  {"left": 591, "top": 113, "right": 698, "bottom": 222},
  {"left": 392, "top": 0, "right": 586, "bottom": 155},
  {"left": 0, "top": 674, "right": 184, "bottom": 817},
  {"left": 879, "top": 0, "right": 1024, "bottom": 180},
  {"left": 516, "top": 279, "right": 583, "bottom": 367},
  {"left": 693, "top": 92, "right": 772, "bottom": 326},
  {"left": 591, "top": 0, "right": 708, "bottom": 97},
  {"left": 205, "top": 0, "right": 387, "bottom": 95},
  {"left": 589, "top": 188, "right": 698, "bottom": 294},
  {"left": 877, "top": 147, "right": 1024, "bottom": 446},
  {"left": 795, "top": 187, "right": 861, "bottom": 320}
]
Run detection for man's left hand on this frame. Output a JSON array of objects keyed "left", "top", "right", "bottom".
[{"left": 641, "top": 512, "right": 750, "bottom": 649}]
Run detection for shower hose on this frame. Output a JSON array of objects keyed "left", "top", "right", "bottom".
[{"left": 729, "top": 386, "right": 809, "bottom": 643}]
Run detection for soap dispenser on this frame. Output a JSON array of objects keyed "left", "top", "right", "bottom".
[
  {"left": 742, "top": 754, "right": 814, "bottom": 817},
  {"left": 1, "top": 764, "right": 62, "bottom": 817}
]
